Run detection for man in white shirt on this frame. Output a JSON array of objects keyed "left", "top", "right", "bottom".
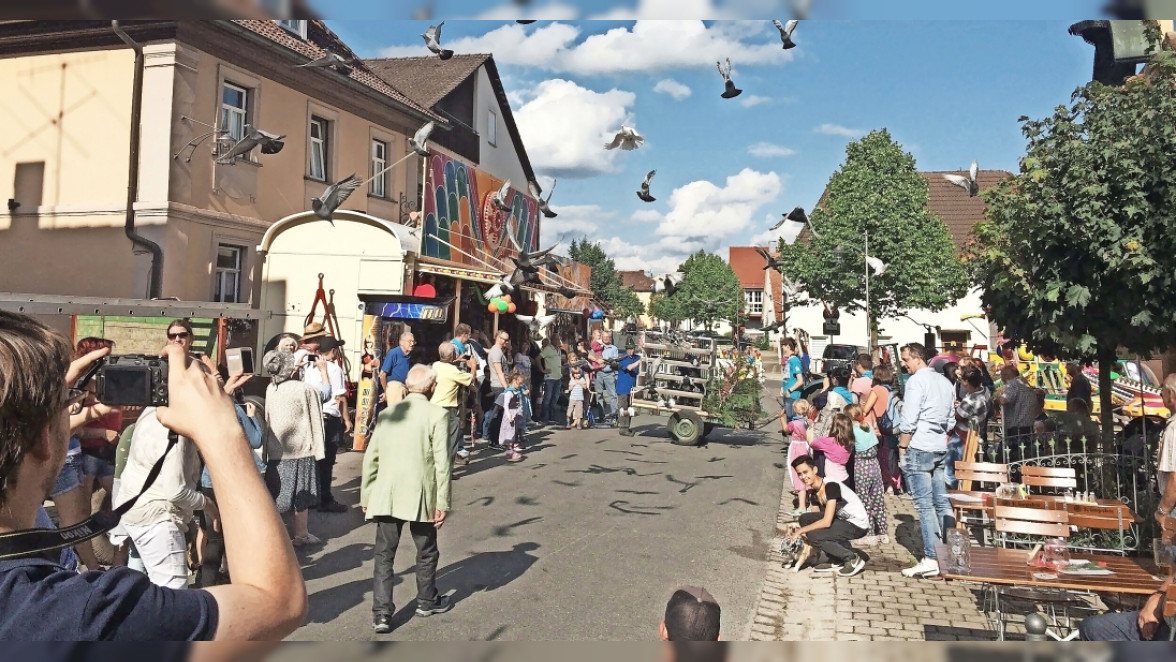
[
  {"left": 1152, "top": 374, "right": 1176, "bottom": 524},
  {"left": 304, "top": 337, "right": 350, "bottom": 513},
  {"left": 786, "top": 454, "right": 869, "bottom": 578}
]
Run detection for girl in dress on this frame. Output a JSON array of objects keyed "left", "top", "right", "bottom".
[
  {"left": 809, "top": 412, "right": 854, "bottom": 487},
  {"left": 497, "top": 370, "right": 527, "bottom": 462},
  {"left": 844, "top": 403, "right": 889, "bottom": 545},
  {"left": 787, "top": 399, "right": 813, "bottom": 516}
]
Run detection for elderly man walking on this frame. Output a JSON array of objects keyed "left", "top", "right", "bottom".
[
  {"left": 897, "top": 342, "right": 957, "bottom": 579},
  {"left": 380, "top": 331, "right": 416, "bottom": 408},
  {"left": 597, "top": 331, "right": 620, "bottom": 424},
  {"left": 362, "top": 364, "right": 454, "bottom": 633},
  {"left": 432, "top": 341, "right": 476, "bottom": 466}
]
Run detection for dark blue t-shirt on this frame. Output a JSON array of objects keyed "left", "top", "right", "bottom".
[
  {"left": 616, "top": 354, "right": 641, "bottom": 396},
  {"left": 0, "top": 558, "right": 218, "bottom": 641},
  {"left": 380, "top": 347, "right": 412, "bottom": 383}
]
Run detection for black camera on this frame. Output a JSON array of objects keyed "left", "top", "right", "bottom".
[{"left": 93, "top": 355, "right": 169, "bottom": 407}]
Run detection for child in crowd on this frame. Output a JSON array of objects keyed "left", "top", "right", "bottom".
[
  {"left": 567, "top": 366, "right": 589, "bottom": 430},
  {"left": 809, "top": 412, "right": 854, "bottom": 487},
  {"left": 844, "top": 404, "right": 889, "bottom": 545},
  {"left": 498, "top": 370, "right": 526, "bottom": 462},
  {"left": 788, "top": 399, "right": 813, "bottom": 516}
]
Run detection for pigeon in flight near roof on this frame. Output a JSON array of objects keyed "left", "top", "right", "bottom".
[
  {"left": 297, "top": 51, "right": 353, "bottom": 75},
  {"left": 312, "top": 174, "right": 362, "bottom": 224},
  {"left": 944, "top": 160, "right": 980, "bottom": 197},
  {"left": 409, "top": 121, "right": 436, "bottom": 157},
  {"left": 605, "top": 126, "right": 644, "bottom": 151},
  {"left": 637, "top": 170, "right": 657, "bottom": 203},
  {"left": 754, "top": 246, "right": 784, "bottom": 271},
  {"left": 492, "top": 180, "right": 513, "bottom": 212},
  {"left": 770, "top": 206, "right": 808, "bottom": 231},
  {"left": 528, "top": 180, "right": 558, "bottom": 218},
  {"left": 716, "top": 58, "right": 742, "bottom": 99},
  {"left": 422, "top": 22, "right": 455, "bottom": 60},
  {"left": 215, "top": 125, "right": 285, "bottom": 164},
  {"left": 773, "top": 20, "right": 799, "bottom": 49}
]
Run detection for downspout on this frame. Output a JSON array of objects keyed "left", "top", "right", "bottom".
[{"left": 112, "top": 21, "right": 164, "bottom": 299}]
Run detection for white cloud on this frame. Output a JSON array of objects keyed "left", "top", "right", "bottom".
[
  {"left": 377, "top": 20, "right": 793, "bottom": 76},
  {"left": 538, "top": 204, "right": 615, "bottom": 242},
  {"left": 653, "top": 78, "right": 692, "bottom": 101},
  {"left": 630, "top": 209, "right": 664, "bottom": 223},
  {"left": 748, "top": 142, "right": 796, "bottom": 158},
  {"left": 815, "top": 123, "right": 866, "bottom": 138},
  {"left": 511, "top": 79, "right": 638, "bottom": 178},
  {"left": 740, "top": 94, "right": 771, "bottom": 108},
  {"left": 596, "top": 236, "right": 685, "bottom": 276},
  {"left": 748, "top": 212, "right": 804, "bottom": 247},
  {"left": 474, "top": 2, "right": 581, "bottom": 20}
]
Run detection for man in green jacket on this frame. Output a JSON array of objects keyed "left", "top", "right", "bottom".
[{"left": 361, "top": 364, "right": 453, "bottom": 633}]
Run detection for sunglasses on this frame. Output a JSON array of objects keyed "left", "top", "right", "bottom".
[
  {"left": 168, "top": 332, "right": 191, "bottom": 340},
  {"left": 63, "top": 388, "right": 88, "bottom": 415}
]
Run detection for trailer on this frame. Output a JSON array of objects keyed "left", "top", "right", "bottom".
[{"left": 630, "top": 330, "right": 767, "bottom": 446}]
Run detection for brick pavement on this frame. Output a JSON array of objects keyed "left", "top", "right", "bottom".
[{"left": 745, "top": 477, "right": 1029, "bottom": 641}]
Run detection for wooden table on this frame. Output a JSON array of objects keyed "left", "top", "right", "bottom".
[
  {"left": 948, "top": 491, "right": 1142, "bottom": 524},
  {"left": 935, "top": 543, "right": 1164, "bottom": 595}
]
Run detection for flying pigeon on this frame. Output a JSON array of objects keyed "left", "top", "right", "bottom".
[
  {"left": 637, "top": 170, "right": 657, "bottom": 203},
  {"left": 557, "top": 286, "right": 579, "bottom": 299},
  {"left": 944, "top": 160, "right": 980, "bottom": 197},
  {"left": 421, "top": 22, "right": 454, "bottom": 60},
  {"left": 865, "top": 256, "right": 888, "bottom": 276},
  {"left": 311, "top": 174, "right": 362, "bottom": 224},
  {"left": 653, "top": 273, "right": 683, "bottom": 297},
  {"left": 515, "top": 314, "right": 558, "bottom": 334},
  {"left": 485, "top": 276, "right": 515, "bottom": 300},
  {"left": 604, "top": 126, "right": 644, "bottom": 151},
  {"left": 517, "top": 20, "right": 537, "bottom": 24},
  {"left": 297, "top": 51, "right": 353, "bottom": 75},
  {"left": 716, "top": 58, "right": 742, "bottom": 99},
  {"left": 772, "top": 19, "right": 799, "bottom": 49},
  {"left": 408, "top": 121, "right": 436, "bottom": 157},
  {"left": 780, "top": 273, "right": 800, "bottom": 298},
  {"left": 528, "top": 179, "right": 558, "bottom": 218},
  {"left": 492, "top": 180, "right": 513, "bottom": 212},
  {"left": 511, "top": 244, "right": 558, "bottom": 274},
  {"left": 770, "top": 206, "right": 809, "bottom": 231},
  {"left": 215, "top": 124, "right": 285, "bottom": 164},
  {"left": 754, "top": 246, "right": 783, "bottom": 271}
]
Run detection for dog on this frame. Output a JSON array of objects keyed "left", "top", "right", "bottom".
[{"left": 779, "top": 523, "right": 816, "bottom": 572}]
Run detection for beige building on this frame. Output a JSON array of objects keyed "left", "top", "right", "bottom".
[{"left": 0, "top": 19, "right": 443, "bottom": 306}]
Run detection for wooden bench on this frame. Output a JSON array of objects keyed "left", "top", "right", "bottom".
[{"left": 1020, "top": 465, "right": 1078, "bottom": 492}]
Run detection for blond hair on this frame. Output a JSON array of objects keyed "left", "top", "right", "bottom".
[
  {"left": 844, "top": 403, "right": 870, "bottom": 431},
  {"left": 792, "top": 399, "right": 811, "bottom": 419}
]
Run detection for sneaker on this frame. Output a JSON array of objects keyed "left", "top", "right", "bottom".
[
  {"left": 857, "top": 535, "right": 879, "bottom": 546},
  {"left": 811, "top": 562, "right": 838, "bottom": 573},
  {"left": 372, "top": 613, "right": 393, "bottom": 634},
  {"left": 415, "top": 595, "right": 453, "bottom": 617},
  {"left": 318, "top": 501, "right": 348, "bottom": 513},
  {"left": 456, "top": 449, "right": 471, "bottom": 458},
  {"left": 789, "top": 508, "right": 807, "bottom": 517},
  {"left": 291, "top": 533, "right": 322, "bottom": 547},
  {"left": 901, "top": 558, "right": 940, "bottom": 578},
  {"left": 506, "top": 451, "right": 524, "bottom": 462},
  {"left": 837, "top": 555, "right": 867, "bottom": 578}
]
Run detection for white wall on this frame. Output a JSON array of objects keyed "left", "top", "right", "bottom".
[
  {"left": 474, "top": 67, "right": 529, "bottom": 190},
  {"left": 785, "top": 288, "right": 991, "bottom": 352}
]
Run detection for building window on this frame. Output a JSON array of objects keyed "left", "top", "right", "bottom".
[
  {"left": 309, "top": 116, "right": 328, "bottom": 181},
  {"left": 274, "top": 19, "right": 306, "bottom": 39},
  {"left": 370, "top": 139, "right": 387, "bottom": 197},
  {"left": 744, "top": 289, "right": 763, "bottom": 315},
  {"left": 220, "top": 82, "right": 249, "bottom": 142},
  {"left": 214, "top": 245, "right": 244, "bottom": 303},
  {"left": 486, "top": 109, "right": 497, "bottom": 146}
]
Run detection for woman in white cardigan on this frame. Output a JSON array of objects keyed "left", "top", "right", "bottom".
[{"left": 263, "top": 349, "right": 328, "bottom": 547}]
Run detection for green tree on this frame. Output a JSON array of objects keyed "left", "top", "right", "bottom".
[
  {"left": 776, "top": 129, "right": 968, "bottom": 343},
  {"left": 567, "top": 237, "right": 646, "bottom": 320},
  {"left": 971, "top": 26, "right": 1176, "bottom": 439},
  {"left": 674, "top": 250, "right": 744, "bottom": 331}
]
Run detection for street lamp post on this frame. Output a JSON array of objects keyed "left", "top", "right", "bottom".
[{"left": 864, "top": 230, "right": 871, "bottom": 356}]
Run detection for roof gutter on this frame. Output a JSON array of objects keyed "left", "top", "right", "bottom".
[{"left": 112, "top": 20, "right": 164, "bottom": 299}]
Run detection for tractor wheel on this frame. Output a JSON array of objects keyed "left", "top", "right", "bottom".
[{"left": 669, "top": 411, "right": 703, "bottom": 446}]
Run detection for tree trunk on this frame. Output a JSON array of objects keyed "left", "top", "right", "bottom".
[{"left": 1098, "top": 343, "right": 1116, "bottom": 450}]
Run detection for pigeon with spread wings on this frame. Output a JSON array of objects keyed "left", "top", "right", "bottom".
[
  {"left": 421, "top": 22, "right": 455, "bottom": 60},
  {"left": 605, "top": 126, "right": 644, "bottom": 151},
  {"left": 754, "top": 246, "right": 784, "bottom": 271},
  {"left": 773, "top": 19, "right": 799, "bottom": 49},
  {"left": 216, "top": 125, "right": 285, "bottom": 165},
  {"left": 312, "top": 174, "right": 362, "bottom": 224},
  {"left": 408, "top": 121, "right": 436, "bottom": 157},
  {"left": 637, "top": 170, "right": 657, "bottom": 203},
  {"left": 716, "top": 58, "right": 742, "bottom": 99},
  {"left": 492, "top": 180, "right": 513, "bottom": 212},
  {"left": 296, "top": 51, "right": 354, "bottom": 75},
  {"left": 528, "top": 180, "right": 558, "bottom": 218},
  {"left": 514, "top": 314, "right": 558, "bottom": 334},
  {"left": 944, "top": 160, "right": 980, "bottom": 197}
]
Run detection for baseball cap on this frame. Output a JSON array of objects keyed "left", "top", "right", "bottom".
[{"left": 664, "top": 586, "right": 721, "bottom": 641}]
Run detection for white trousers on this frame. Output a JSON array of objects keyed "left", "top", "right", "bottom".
[{"left": 124, "top": 521, "right": 189, "bottom": 589}]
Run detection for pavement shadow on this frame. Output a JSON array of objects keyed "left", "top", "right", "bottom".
[
  {"left": 306, "top": 577, "right": 374, "bottom": 625},
  {"left": 300, "top": 541, "right": 376, "bottom": 583},
  {"left": 894, "top": 514, "right": 925, "bottom": 559},
  {"left": 923, "top": 623, "right": 1002, "bottom": 641}
]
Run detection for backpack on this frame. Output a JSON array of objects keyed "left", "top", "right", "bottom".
[{"left": 878, "top": 386, "right": 902, "bottom": 437}]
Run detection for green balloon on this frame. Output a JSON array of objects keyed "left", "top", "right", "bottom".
[{"left": 497, "top": 301, "right": 508, "bottom": 313}]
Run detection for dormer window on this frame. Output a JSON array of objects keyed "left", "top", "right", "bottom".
[{"left": 275, "top": 20, "right": 307, "bottom": 39}]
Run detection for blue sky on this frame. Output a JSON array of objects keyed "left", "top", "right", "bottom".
[{"left": 327, "top": 19, "right": 1103, "bottom": 274}]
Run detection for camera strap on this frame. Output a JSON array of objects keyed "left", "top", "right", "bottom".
[{"left": 0, "top": 432, "right": 179, "bottom": 561}]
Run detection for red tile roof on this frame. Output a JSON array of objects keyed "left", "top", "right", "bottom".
[
  {"left": 230, "top": 20, "right": 443, "bottom": 123},
  {"left": 803, "top": 169, "right": 1013, "bottom": 251},
  {"left": 730, "top": 247, "right": 783, "bottom": 322},
  {"left": 618, "top": 270, "right": 655, "bottom": 292}
]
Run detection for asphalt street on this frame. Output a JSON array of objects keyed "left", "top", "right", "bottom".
[{"left": 288, "top": 383, "right": 787, "bottom": 641}]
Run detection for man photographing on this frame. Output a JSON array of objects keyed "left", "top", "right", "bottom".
[{"left": 0, "top": 311, "right": 306, "bottom": 644}]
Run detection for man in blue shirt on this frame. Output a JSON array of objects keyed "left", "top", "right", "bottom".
[
  {"left": 616, "top": 339, "right": 641, "bottom": 437},
  {"left": 381, "top": 331, "right": 416, "bottom": 408},
  {"left": 780, "top": 338, "right": 805, "bottom": 420},
  {"left": 896, "top": 342, "right": 956, "bottom": 579},
  {"left": 597, "top": 332, "right": 620, "bottom": 424}
]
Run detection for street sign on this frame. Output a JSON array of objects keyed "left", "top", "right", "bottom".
[{"left": 823, "top": 321, "right": 840, "bottom": 335}]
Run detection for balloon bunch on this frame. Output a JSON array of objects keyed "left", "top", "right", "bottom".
[{"left": 488, "top": 294, "right": 517, "bottom": 314}]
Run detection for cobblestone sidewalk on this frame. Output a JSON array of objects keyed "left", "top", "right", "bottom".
[{"left": 745, "top": 477, "right": 1029, "bottom": 641}]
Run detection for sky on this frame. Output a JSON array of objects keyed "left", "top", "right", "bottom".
[{"left": 326, "top": 18, "right": 1102, "bottom": 275}]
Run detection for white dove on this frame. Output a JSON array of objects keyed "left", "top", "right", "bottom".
[
  {"left": 421, "top": 22, "right": 454, "bottom": 60},
  {"left": 514, "top": 313, "right": 558, "bottom": 334},
  {"left": 944, "top": 160, "right": 980, "bottom": 197},
  {"left": 528, "top": 179, "right": 558, "bottom": 219},
  {"left": 772, "top": 19, "right": 799, "bottom": 49},
  {"left": 492, "top": 180, "right": 512, "bottom": 212},
  {"left": 408, "top": 121, "right": 435, "bottom": 157},
  {"left": 865, "top": 256, "right": 888, "bottom": 276},
  {"left": 604, "top": 125, "right": 644, "bottom": 151},
  {"left": 485, "top": 276, "right": 514, "bottom": 300}
]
